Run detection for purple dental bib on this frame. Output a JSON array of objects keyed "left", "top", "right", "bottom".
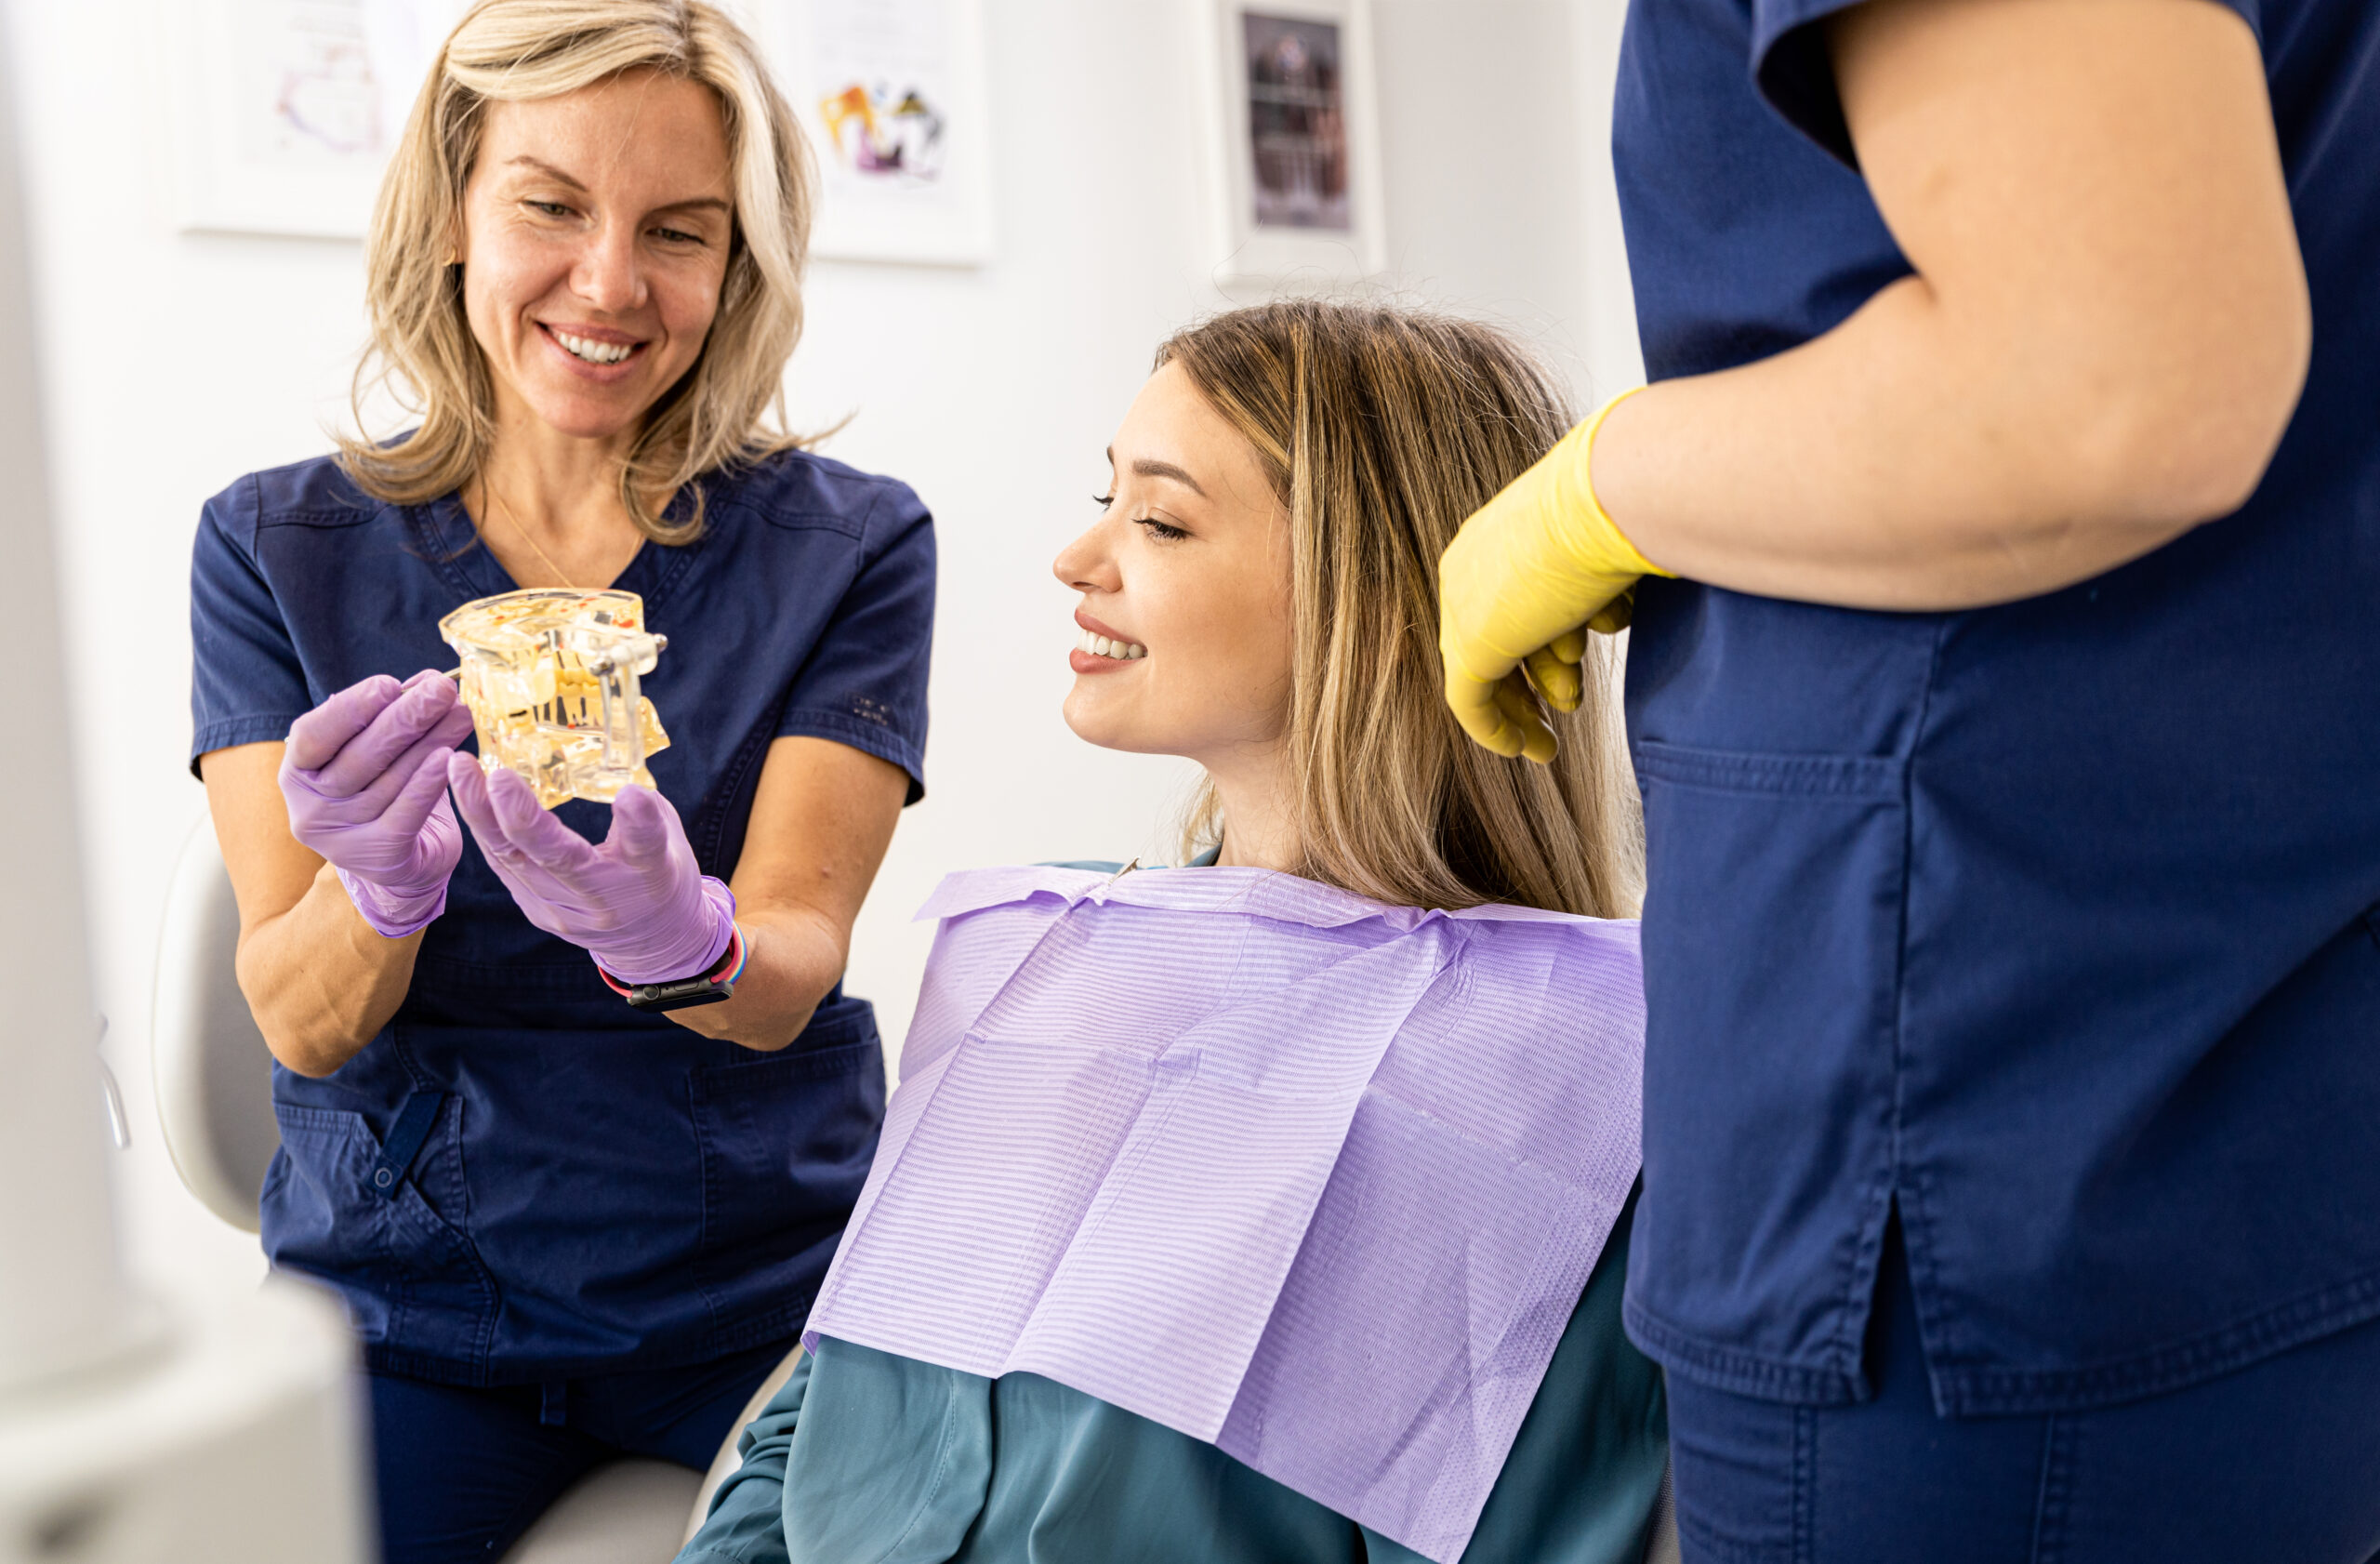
[{"left": 805, "top": 864, "right": 1646, "bottom": 1563}]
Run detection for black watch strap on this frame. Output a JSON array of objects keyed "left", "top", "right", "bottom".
[{"left": 597, "top": 923, "right": 743, "bottom": 1012}]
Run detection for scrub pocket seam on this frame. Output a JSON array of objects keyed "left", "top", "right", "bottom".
[
  {"left": 1632, "top": 739, "right": 1904, "bottom": 799},
  {"left": 2026, "top": 1412, "right": 2076, "bottom": 1564}
]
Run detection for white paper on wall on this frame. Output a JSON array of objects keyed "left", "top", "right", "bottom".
[
  {"left": 759, "top": 0, "right": 996, "bottom": 266},
  {"left": 169, "top": 0, "right": 467, "bottom": 240}
]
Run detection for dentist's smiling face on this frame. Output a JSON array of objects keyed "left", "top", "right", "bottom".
[
  {"left": 456, "top": 71, "right": 735, "bottom": 443},
  {"left": 1053, "top": 362, "right": 1294, "bottom": 764}
]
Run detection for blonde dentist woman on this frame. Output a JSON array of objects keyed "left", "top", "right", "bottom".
[{"left": 188, "top": 6, "right": 933, "bottom": 1559}]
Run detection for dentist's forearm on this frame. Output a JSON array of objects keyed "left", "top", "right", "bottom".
[
  {"left": 237, "top": 865, "right": 422, "bottom": 1077},
  {"left": 206, "top": 743, "right": 423, "bottom": 1078},
  {"left": 663, "top": 736, "right": 906, "bottom": 1051},
  {"left": 665, "top": 905, "right": 850, "bottom": 1051}
]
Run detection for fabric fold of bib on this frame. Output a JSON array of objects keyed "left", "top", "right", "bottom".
[{"left": 805, "top": 865, "right": 1646, "bottom": 1564}]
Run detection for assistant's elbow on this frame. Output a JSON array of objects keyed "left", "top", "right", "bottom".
[{"left": 2064, "top": 283, "right": 2312, "bottom": 529}]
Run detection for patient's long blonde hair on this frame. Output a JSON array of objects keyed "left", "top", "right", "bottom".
[
  {"left": 1159, "top": 302, "right": 1641, "bottom": 919},
  {"left": 337, "top": 0, "right": 813, "bottom": 542}
]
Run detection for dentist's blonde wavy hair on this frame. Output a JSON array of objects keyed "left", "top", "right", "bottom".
[
  {"left": 337, "top": 0, "right": 813, "bottom": 542},
  {"left": 1159, "top": 301, "right": 1642, "bottom": 919}
]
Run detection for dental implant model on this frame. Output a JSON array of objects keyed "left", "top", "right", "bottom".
[{"left": 439, "top": 588, "right": 670, "bottom": 808}]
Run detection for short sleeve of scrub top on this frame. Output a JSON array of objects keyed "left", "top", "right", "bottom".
[
  {"left": 189, "top": 485, "right": 321, "bottom": 767},
  {"left": 768, "top": 479, "right": 933, "bottom": 802},
  {"left": 1746, "top": 0, "right": 2261, "bottom": 165},
  {"left": 1610, "top": 0, "right": 2380, "bottom": 1417}
]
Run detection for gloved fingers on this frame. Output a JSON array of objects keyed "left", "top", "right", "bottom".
[
  {"left": 342, "top": 702, "right": 478, "bottom": 820},
  {"left": 284, "top": 674, "right": 405, "bottom": 775},
  {"left": 603, "top": 785, "right": 690, "bottom": 870},
  {"left": 444, "top": 751, "right": 510, "bottom": 861},
  {"left": 1444, "top": 668, "right": 1526, "bottom": 758},
  {"left": 1523, "top": 642, "right": 1583, "bottom": 714},
  {"left": 447, "top": 759, "right": 562, "bottom": 889},
  {"left": 445, "top": 756, "right": 581, "bottom": 931},
  {"left": 1587, "top": 588, "right": 1634, "bottom": 636},
  {"left": 1493, "top": 670, "right": 1559, "bottom": 765},
  {"left": 377, "top": 744, "right": 462, "bottom": 845},
  {"left": 427, "top": 696, "right": 477, "bottom": 750},
  {"left": 483, "top": 765, "right": 601, "bottom": 877},
  {"left": 309, "top": 672, "right": 466, "bottom": 797}
]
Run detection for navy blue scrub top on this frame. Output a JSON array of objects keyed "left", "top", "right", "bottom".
[
  {"left": 189, "top": 448, "right": 934, "bottom": 1386},
  {"left": 1612, "top": 0, "right": 2380, "bottom": 1413}
]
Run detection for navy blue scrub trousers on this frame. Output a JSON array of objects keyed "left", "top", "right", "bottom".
[
  {"left": 1666, "top": 1223, "right": 2380, "bottom": 1564},
  {"left": 367, "top": 1335, "right": 794, "bottom": 1564}
]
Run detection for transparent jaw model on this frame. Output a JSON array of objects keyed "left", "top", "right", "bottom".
[{"left": 438, "top": 589, "right": 671, "bottom": 808}]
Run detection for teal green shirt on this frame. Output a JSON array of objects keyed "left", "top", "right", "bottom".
[
  {"left": 679, "top": 1194, "right": 1665, "bottom": 1564},
  {"left": 681, "top": 856, "right": 1666, "bottom": 1562}
]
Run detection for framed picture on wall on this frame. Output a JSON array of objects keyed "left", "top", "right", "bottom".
[
  {"left": 1193, "top": 0, "right": 1387, "bottom": 284},
  {"left": 166, "top": 0, "right": 465, "bottom": 239},
  {"left": 757, "top": 0, "right": 997, "bottom": 267}
]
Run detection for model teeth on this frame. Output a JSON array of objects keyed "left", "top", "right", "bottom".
[
  {"left": 555, "top": 330, "right": 635, "bottom": 364},
  {"left": 1076, "top": 628, "right": 1146, "bottom": 660}
]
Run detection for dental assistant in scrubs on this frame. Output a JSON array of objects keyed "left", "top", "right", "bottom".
[
  {"left": 188, "top": 7, "right": 932, "bottom": 1562},
  {"left": 1436, "top": 0, "right": 2380, "bottom": 1555}
]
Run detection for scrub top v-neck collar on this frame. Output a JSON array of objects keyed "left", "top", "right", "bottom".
[{"left": 414, "top": 490, "right": 703, "bottom": 609}]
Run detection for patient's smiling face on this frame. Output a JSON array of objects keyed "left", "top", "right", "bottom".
[{"left": 1053, "top": 363, "right": 1293, "bottom": 770}]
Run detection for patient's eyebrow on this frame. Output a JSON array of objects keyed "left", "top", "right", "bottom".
[{"left": 1130, "top": 458, "right": 1207, "bottom": 497}]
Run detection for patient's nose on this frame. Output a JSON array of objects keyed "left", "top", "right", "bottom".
[{"left": 1052, "top": 523, "right": 1119, "bottom": 592}]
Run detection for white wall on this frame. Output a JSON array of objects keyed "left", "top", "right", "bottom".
[{"left": 3, "top": 0, "right": 1639, "bottom": 1308}]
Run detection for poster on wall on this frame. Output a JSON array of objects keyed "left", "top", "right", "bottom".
[
  {"left": 1194, "top": 0, "right": 1387, "bottom": 283},
  {"left": 761, "top": 0, "right": 996, "bottom": 266},
  {"left": 168, "top": 0, "right": 467, "bottom": 239}
]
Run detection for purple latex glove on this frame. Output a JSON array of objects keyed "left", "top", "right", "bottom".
[
  {"left": 279, "top": 670, "right": 477, "bottom": 938},
  {"left": 445, "top": 754, "right": 735, "bottom": 984}
]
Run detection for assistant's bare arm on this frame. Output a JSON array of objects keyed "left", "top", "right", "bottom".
[{"left": 1593, "top": 0, "right": 2309, "bottom": 611}]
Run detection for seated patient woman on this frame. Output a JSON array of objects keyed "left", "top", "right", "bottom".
[{"left": 679, "top": 301, "right": 1666, "bottom": 1564}]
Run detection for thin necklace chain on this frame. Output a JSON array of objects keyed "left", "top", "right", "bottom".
[{"left": 481, "top": 479, "right": 577, "bottom": 590}]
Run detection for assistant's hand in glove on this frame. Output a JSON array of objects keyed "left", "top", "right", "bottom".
[
  {"left": 1437, "top": 389, "right": 1670, "bottom": 762},
  {"left": 279, "top": 669, "right": 477, "bottom": 937},
  {"left": 446, "top": 755, "right": 735, "bottom": 985}
]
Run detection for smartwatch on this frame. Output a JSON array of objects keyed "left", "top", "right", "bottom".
[{"left": 597, "top": 922, "right": 747, "bottom": 1013}]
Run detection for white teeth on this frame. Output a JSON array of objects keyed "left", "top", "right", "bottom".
[
  {"left": 555, "top": 329, "right": 634, "bottom": 364},
  {"left": 1075, "top": 628, "right": 1145, "bottom": 661}
]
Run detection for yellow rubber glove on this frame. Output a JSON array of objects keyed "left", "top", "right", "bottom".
[{"left": 1437, "top": 387, "right": 1672, "bottom": 762}]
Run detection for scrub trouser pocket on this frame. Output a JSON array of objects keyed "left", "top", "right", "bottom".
[{"left": 1665, "top": 1224, "right": 2380, "bottom": 1564}]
